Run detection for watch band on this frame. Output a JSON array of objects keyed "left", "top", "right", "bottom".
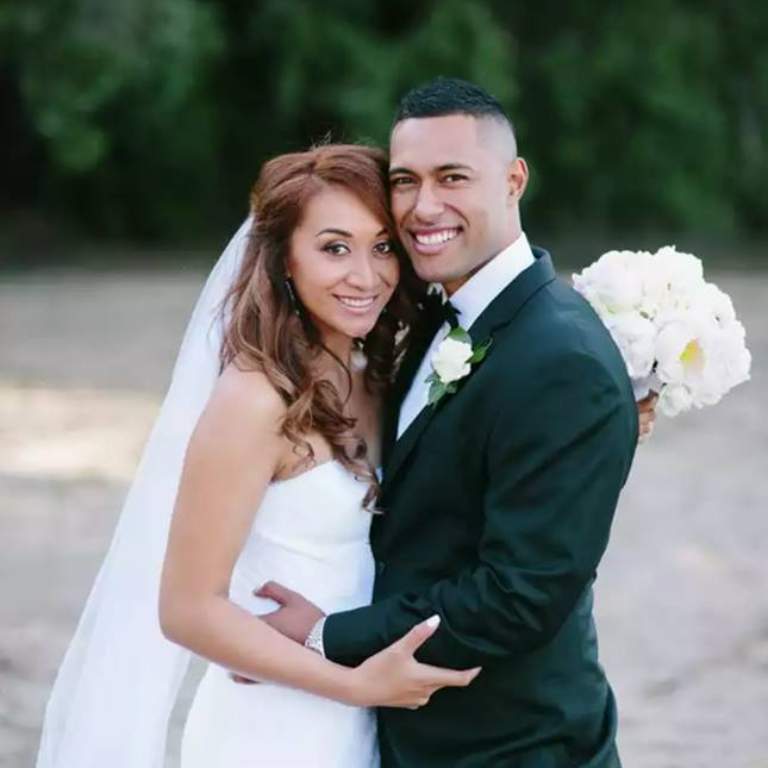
[{"left": 305, "top": 616, "right": 326, "bottom": 657}]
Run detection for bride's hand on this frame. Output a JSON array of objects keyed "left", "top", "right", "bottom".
[
  {"left": 637, "top": 392, "right": 658, "bottom": 442},
  {"left": 347, "top": 616, "right": 481, "bottom": 709}
]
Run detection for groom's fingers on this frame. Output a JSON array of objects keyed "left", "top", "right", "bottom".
[
  {"left": 229, "top": 672, "right": 261, "bottom": 685},
  {"left": 254, "top": 581, "right": 294, "bottom": 605}
]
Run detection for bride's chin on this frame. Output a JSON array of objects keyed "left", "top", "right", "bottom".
[
  {"left": 332, "top": 316, "right": 381, "bottom": 340},
  {"left": 337, "top": 323, "right": 375, "bottom": 341},
  {"left": 316, "top": 322, "right": 372, "bottom": 352}
]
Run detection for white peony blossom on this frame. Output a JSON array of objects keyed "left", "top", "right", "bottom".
[
  {"left": 658, "top": 383, "right": 694, "bottom": 417},
  {"left": 606, "top": 312, "right": 656, "bottom": 379},
  {"left": 696, "top": 281, "right": 737, "bottom": 329},
  {"left": 637, "top": 266, "right": 670, "bottom": 320},
  {"left": 573, "top": 244, "right": 750, "bottom": 417},
  {"left": 654, "top": 245, "right": 704, "bottom": 291},
  {"left": 573, "top": 249, "right": 653, "bottom": 318},
  {"left": 654, "top": 315, "right": 708, "bottom": 385},
  {"left": 722, "top": 321, "right": 752, "bottom": 387},
  {"left": 431, "top": 337, "right": 473, "bottom": 383}
]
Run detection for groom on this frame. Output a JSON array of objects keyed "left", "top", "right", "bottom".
[{"left": 259, "top": 78, "right": 638, "bottom": 766}]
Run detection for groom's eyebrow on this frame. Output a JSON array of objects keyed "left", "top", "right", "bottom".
[{"left": 389, "top": 163, "right": 474, "bottom": 176}]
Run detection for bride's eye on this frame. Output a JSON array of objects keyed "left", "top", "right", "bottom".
[
  {"left": 374, "top": 240, "right": 394, "bottom": 257},
  {"left": 322, "top": 241, "right": 350, "bottom": 256}
]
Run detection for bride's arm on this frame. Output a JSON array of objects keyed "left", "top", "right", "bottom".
[{"left": 159, "top": 364, "right": 477, "bottom": 708}]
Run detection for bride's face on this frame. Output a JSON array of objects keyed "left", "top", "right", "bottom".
[{"left": 287, "top": 185, "right": 399, "bottom": 343}]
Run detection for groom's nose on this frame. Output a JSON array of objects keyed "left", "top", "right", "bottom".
[{"left": 412, "top": 182, "right": 445, "bottom": 223}]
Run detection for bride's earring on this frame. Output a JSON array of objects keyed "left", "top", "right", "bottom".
[{"left": 284, "top": 276, "right": 300, "bottom": 316}]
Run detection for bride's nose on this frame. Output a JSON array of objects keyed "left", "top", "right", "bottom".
[{"left": 345, "top": 252, "right": 380, "bottom": 290}]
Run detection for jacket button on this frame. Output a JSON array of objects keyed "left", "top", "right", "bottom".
[{"left": 376, "top": 560, "right": 386, "bottom": 575}]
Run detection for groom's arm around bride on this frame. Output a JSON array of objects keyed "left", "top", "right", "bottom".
[
  {"left": 315, "top": 259, "right": 639, "bottom": 768},
  {"left": 266, "top": 263, "right": 639, "bottom": 766},
  {"left": 323, "top": 276, "right": 639, "bottom": 672}
]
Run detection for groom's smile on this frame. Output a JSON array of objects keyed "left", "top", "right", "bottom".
[
  {"left": 388, "top": 113, "right": 526, "bottom": 295},
  {"left": 409, "top": 226, "right": 463, "bottom": 255}
]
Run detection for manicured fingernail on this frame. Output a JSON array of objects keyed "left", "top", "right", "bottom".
[{"left": 426, "top": 615, "right": 441, "bottom": 629}]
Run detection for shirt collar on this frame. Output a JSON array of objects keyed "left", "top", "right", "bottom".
[{"left": 444, "top": 231, "right": 535, "bottom": 330}]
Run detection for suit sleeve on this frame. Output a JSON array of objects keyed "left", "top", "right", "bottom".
[{"left": 323, "top": 351, "right": 638, "bottom": 668}]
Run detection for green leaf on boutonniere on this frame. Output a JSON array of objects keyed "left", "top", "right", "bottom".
[
  {"left": 469, "top": 337, "right": 492, "bottom": 364},
  {"left": 447, "top": 326, "right": 472, "bottom": 344},
  {"left": 427, "top": 373, "right": 459, "bottom": 406},
  {"left": 427, "top": 375, "right": 447, "bottom": 406}
]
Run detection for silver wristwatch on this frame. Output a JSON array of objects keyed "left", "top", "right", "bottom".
[{"left": 305, "top": 616, "right": 326, "bottom": 656}]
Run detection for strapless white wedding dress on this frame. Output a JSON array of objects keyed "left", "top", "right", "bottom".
[{"left": 180, "top": 461, "right": 379, "bottom": 767}]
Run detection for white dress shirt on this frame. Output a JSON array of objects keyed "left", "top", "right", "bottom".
[{"left": 397, "top": 232, "right": 536, "bottom": 438}]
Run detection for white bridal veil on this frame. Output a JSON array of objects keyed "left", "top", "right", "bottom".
[{"left": 36, "top": 218, "right": 252, "bottom": 767}]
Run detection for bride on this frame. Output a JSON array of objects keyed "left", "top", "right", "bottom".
[{"left": 36, "top": 144, "right": 479, "bottom": 768}]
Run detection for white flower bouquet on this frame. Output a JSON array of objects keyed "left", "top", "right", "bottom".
[{"left": 573, "top": 246, "right": 751, "bottom": 417}]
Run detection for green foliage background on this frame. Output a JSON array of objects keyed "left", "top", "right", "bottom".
[{"left": 2, "top": 0, "right": 766, "bottom": 244}]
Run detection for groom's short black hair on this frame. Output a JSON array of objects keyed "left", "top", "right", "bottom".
[{"left": 393, "top": 77, "right": 514, "bottom": 136}]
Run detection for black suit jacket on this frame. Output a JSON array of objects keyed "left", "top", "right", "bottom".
[{"left": 324, "top": 249, "right": 638, "bottom": 767}]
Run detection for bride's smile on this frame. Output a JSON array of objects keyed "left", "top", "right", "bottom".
[{"left": 287, "top": 185, "right": 399, "bottom": 345}]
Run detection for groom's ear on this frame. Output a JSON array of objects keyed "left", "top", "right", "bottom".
[{"left": 507, "top": 157, "right": 529, "bottom": 205}]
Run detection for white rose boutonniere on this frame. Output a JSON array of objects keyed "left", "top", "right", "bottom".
[{"left": 426, "top": 327, "right": 492, "bottom": 406}]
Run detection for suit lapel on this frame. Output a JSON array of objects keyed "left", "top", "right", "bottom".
[
  {"left": 382, "top": 248, "right": 556, "bottom": 491},
  {"left": 380, "top": 302, "right": 444, "bottom": 471}
]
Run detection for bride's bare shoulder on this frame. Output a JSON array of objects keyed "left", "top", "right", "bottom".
[
  {"left": 181, "top": 360, "right": 288, "bottom": 482},
  {"left": 203, "top": 360, "right": 286, "bottom": 435}
]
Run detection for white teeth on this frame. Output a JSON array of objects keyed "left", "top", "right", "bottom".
[
  {"left": 414, "top": 228, "right": 459, "bottom": 246},
  {"left": 338, "top": 296, "right": 375, "bottom": 309}
]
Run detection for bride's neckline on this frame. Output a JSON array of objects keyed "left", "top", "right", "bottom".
[
  {"left": 272, "top": 459, "right": 342, "bottom": 486},
  {"left": 271, "top": 459, "right": 381, "bottom": 488}
]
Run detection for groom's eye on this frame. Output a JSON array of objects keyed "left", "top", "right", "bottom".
[
  {"left": 442, "top": 173, "right": 468, "bottom": 183},
  {"left": 390, "top": 176, "right": 414, "bottom": 188}
]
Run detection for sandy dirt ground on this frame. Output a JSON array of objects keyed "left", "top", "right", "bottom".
[{"left": 1, "top": 267, "right": 766, "bottom": 767}]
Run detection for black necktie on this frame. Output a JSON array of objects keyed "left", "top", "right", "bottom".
[{"left": 424, "top": 291, "right": 461, "bottom": 330}]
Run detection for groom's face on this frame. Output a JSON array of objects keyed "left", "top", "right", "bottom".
[{"left": 389, "top": 113, "right": 524, "bottom": 294}]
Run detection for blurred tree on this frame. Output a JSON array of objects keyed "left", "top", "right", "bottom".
[
  {"left": 711, "top": 0, "right": 768, "bottom": 232},
  {"left": 2, "top": 0, "right": 224, "bottom": 238},
  {"left": 210, "top": 0, "right": 516, "bottom": 223},
  {"left": 1, "top": 0, "right": 766, "bottom": 245},
  {"left": 492, "top": 1, "right": 743, "bottom": 233}
]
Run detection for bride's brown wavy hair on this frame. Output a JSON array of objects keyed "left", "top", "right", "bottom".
[{"left": 220, "top": 144, "right": 423, "bottom": 505}]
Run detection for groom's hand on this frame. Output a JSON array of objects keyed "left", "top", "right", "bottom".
[
  {"left": 230, "top": 582, "right": 324, "bottom": 685},
  {"left": 637, "top": 392, "right": 658, "bottom": 442},
  {"left": 255, "top": 580, "right": 324, "bottom": 644}
]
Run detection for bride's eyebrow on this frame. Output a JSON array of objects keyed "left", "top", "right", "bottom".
[
  {"left": 315, "top": 228, "right": 389, "bottom": 238},
  {"left": 315, "top": 228, "right": 353, "bottom": 238}
]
